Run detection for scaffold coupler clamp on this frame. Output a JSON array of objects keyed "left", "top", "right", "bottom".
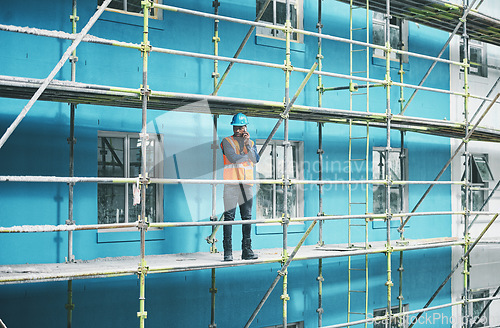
[
  {"left": 140, "top": 84, "right": 151, "bottom": 101},
  {"left": 67, "top": 135, "right": 77, "bottom": 145},
  {"left": 69, "top": 13, "right": 79, "bottom": 23},
  {"left": 281, "top": 213, "right": 290, "bottom": 226},
  {"left": 137, "top": 263, "right": 149, "bottom": 277},
  {"left": 138, "top": 217, "right": 149, "bottom": 231},
  {"left": 385, "top": 212, "right": 393, "bottom": 222},
  {"left": 385, "top": 243, "right": 394, "bottom": 255},
  {"left": 141, "top": 0, "right": 153, "bottom": 11},
  {"left": 283, "top": 60, "right": 293, "bottom": 73},
  {"left": 140, "top": 41, "right": 152, "bottom": 57}
]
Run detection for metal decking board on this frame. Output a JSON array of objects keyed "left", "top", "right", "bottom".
[
  {"left": 337, "top": 0, "right": 500, "bottom": 47},
  {"left": 1, "top": 75, "right": 500, "bottom": 143},
  {"left": 0, "top": 237, "right": 462, "bottom": 285}
]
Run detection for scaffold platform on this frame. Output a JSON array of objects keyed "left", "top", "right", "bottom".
[
  {"left": 1, "top": 75, "right": 500, "bottom": 143},
  {"left": 0, "top": 237, "right": 463, "bottom": 285}
]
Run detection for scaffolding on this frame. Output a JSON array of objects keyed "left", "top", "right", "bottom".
[{"left": 1, "top": 0, "right": 500, "bottom": 327}]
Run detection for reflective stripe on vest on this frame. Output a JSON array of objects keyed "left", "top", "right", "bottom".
[{"left": 221, "top": 136, "right": 254, "bottom": 181}]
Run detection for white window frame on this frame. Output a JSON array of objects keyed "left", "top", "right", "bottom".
[
  {"left": 262, "top": 321, "right": 304, "bottom": 328},
  {"left": 255, "top": 140, "right": 304, "bottom": 221},
  {"left": 372, "top": 12, "right": 408, "bottom": 62},
  {"left": 461, "top": 154, "right": 494, "bottom": 212},
  {"left": 373, "top": 304, "right": 409, "bottom": 328},
  {"left": 372, "top": 147, "right": 408, "bottom": 215},
  {"left": 460, "top": 40, "right": 488, "bottom": 78},
  {"left": 97, "top": 131, "right": 163, "bottom": 229},
  {"left": 256, "top": 0, "right": 303, "bottom": 43},
  {"left": 470, "top": 289, "right": 490, "bottom": 327},
  {"left": 98, "top": 0, "right": 163, "bottom": 20}
]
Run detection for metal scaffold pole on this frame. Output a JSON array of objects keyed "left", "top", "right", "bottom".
[
  {"left": 397, "top": 14, "right": 406, "bottom": 327},
  {"left": 384, "top": 0, "right": 394, "bottom": 326},
  {"left": 282, "top": 1, "right": 292, "bottom": 326},
  {"left": 209, "top": 1, "right": 220, "bottom": 327},
  {"left": 138, "top": 1, "right": 152, "bottom": 327},
  {"left": 66, "top": 0, "right": 79, "bottom": 326},
  {"left": 316, "top": 1, "right": 325, "bottom": 326},
  {"left": 462, "top": 1, "right": 472, "bottom": 325}
]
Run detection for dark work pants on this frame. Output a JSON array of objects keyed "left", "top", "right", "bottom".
[{"left": 223, "top": 184, "right": 253, "bottom": 248}]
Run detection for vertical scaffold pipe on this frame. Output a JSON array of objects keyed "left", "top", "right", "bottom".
[
  {"left": 138, "top": 1, "right": 151, "bottom": 327},
  {"left": 67, "top": 0, "right": 78, "bottom": 264},
  {"left": 282, "top": 1, "right": 292, "bottom": 327},
  {"left": 316, "top": 2, "right": 325, "bottom": 326},
  {"left": 66, "top": 280, "right": 74, "bottom": 328},
  {"left": 462, "top": 1, "right": 471, "bottom": 325},
  {"left": 384, "top": 0, "right": 394, "bottom": 324},
  {"left": 66, "top": 1, "right": 78, "bottom": 327},
  {"left": 210, "top": 2, "right": 220, "bottom": 328},
  {"left": 397, "top": 17, "right": 405, "bottom": 327}
]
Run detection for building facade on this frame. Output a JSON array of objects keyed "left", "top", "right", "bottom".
[{"left": 1, "top": 0, "right": 499, "bottom": 327}]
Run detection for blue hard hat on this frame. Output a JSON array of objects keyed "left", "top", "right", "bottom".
[{"left": 230, "top": 113, "right": 249, "bottom": 126}]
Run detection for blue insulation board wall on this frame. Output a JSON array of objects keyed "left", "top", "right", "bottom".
[{"left": 0, "top": 0, "right": 453, "bottom": 327}]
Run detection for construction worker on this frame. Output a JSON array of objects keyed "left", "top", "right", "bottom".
[{"left": 220, "top": 113, "right": 260, "bottom": 261}]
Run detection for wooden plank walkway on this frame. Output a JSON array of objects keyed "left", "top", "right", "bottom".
[{"left": 0, "top": 237, "right": 463, "bottom": 285}]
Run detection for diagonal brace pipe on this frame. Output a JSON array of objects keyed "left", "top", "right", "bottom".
[
  {"left": 400, "top": 0, "right": 479, "bottom": 115},
  {"left": 258, "top": 62, "right": 318, "bottom": 157},
  {"left": 408, "top": 213, "right": 499, "bottom": 328},
  {"left": 399, "top": 93, "right": 500, "bottom": 232},
  {"left": 212, "top": 0, "right": 271, "bottom": 95},
  {"left": 0, "top": 0, "right": 113, "bottom": 150},
  {"left": 244, "top": 220, "right": 318, "bottom": 328}
]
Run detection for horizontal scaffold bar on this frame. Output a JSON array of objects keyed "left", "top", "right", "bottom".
[
  {"left": 6, "top": 211, "right": 499, "bottom": 233},
  {"left": 152, "top": 3, "right": 467, "bottom": 67},
  {"left": 2, "top": 74, "right": 500, "bottom": 142},
  {"left": 0, "top": 175, "right": 468, "bottom": 186}
]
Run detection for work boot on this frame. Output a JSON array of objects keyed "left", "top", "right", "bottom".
[
  {"left": 242, "top": 238, "right": 258, "bottom": 260},
  {"left": 223, "top": 226, "right": 233, "bottom": 261}
]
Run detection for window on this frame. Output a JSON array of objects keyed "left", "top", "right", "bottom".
[
  {"left": 373, "top": 148, "right": 408, "bottom": 214},
  {"left": 255, "top": 140, "right": 303, "bottom": 220},
  {"left": 373, "top": 304, "right": 409, "bottom": 328},
  {"left": 256, "top": 0, "right": 303, "bottom": 42},
  {"left": 471, "top": 289, "right": 490, "bottom": 327},
  {"left": 262, "top": 321, "right": 304, "bottom": 328},
  {"left": 373, "top": 12, "right": 408, "bottom": 62},
  {"left": 460, "top": 40, "right": 488, "bottom": 77},
  {"left": 98, "top": 132, "right": 163, "bottom": 225},
  {"left": 461, "top": 154, "right": 494, "bottom": 211},
  {"left": 98, "top": 0, "right": 161, "bottom": 19}
]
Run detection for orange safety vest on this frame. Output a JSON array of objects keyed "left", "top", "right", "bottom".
[{"left": 221, "top": 136, "right": 255, "bottom": 181}]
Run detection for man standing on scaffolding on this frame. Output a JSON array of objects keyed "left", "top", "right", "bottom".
[{"left": 220, "top": 113, "right": 260, "bottom": 261}]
